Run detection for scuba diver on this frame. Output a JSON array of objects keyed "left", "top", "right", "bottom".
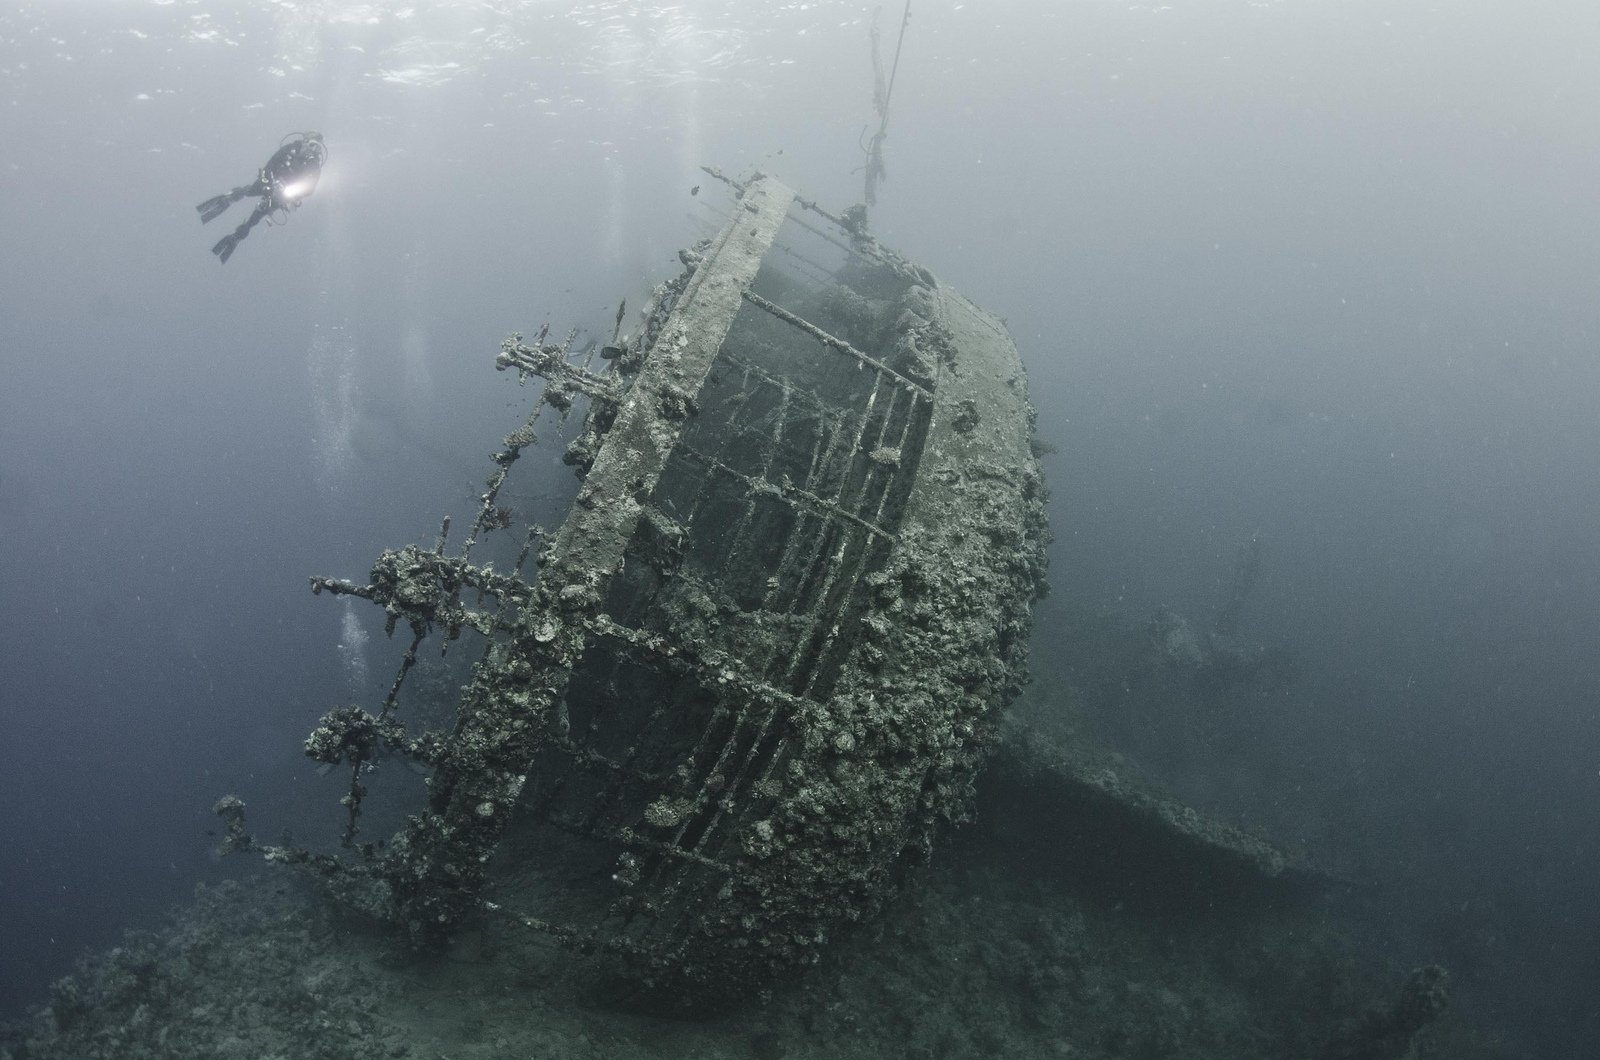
[{"left": 196, "top": 131, "right": 327, "bottom": 264}]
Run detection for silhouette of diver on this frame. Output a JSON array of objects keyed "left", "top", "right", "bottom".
[{"left": 196, "top": 131, "right": 327, "bottom": 264}]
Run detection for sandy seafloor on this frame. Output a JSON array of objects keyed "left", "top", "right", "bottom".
[{"left": 2, "top": 690, "right": 1513, "bottom": 1060}]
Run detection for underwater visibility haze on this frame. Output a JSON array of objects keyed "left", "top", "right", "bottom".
[{"left": 3, "top": 1, "right": 1600, "bottom": 1056}]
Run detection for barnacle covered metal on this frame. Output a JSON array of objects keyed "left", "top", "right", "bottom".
[{"left": 225, "top": 174, "right": 1049, "bottom": 1005}]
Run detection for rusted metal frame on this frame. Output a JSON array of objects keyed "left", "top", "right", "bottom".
[
  {"left": 753, "top": 364, "right": 900, "bottom": 632},
  {"left": 818, "top": 379, "right": 921, "bottom": 581},
  {"left": 830, "top": 374, "right": 901, "bottom": 531},
  {"left": 654, "top": 695, "right": 742, "bottom": 818},
  {"left": 675, "top": 442, "right": 896, "bottom": 545},
  {"left": 380, "top": 629, "right": 427, "bottom": 717},
  {"left": 580, "top": 613, "right": 801, "bottom": 866},
  {"left": 680, "top": 360, "right": 763, "bottom": 530},
  {"left": 757, "top": 386, "right": 848, "bottom": 618},
  {"left": 847, "top": 359, "right": 934, "bottom": 538},
  {"left": 311, "top": 576, "right": 434, "bottom": 661},
  {"left": 618, "top": 690, "right": 774, "bottom": 938},
  {"left": 740, "top": 289, "right": 932, "bottom": 399},
  {"left": 712, "top": 380, "right": 794, "bottom": 583},
  {"left": 377, "top": 178, "right": 798, "bottom": 940},
  {"left": 790, "top": 195, "right": 910, "bottom": 274},
  {"left": 804, "top": 398, "right": 862, "bottom": 506},
  {"left": 458, "top": 522, "right": 547, "bottom": 669},
  {"left": 551, "top": 331, "right": 614, "bottom": 436},
  {"left": 647, "top": 596, "right": 798, "bottom": 860},
  {"left": 783, "top": 207, "right": 858, "bottom": 258},
  {"left": 537, "top": 312, "right": 768, "bottom": 810},
  {"left": 704, "top": 361, "right": 844, "bottom": 503},
  {"left": 791, "top": 193, "right": 855, "bottom": 236},
  {"left": 461, "top": 389, "right": 555, "bottom": 564},
  {"left": 634, "top": 563, "right": 816, "bottom": 640},
  {"left": 777, "top": 372, "right": 894, "bottom": 687},
  {"left": 768, "top": 382, "right": 921, "bottom": 630},
  {"left": 531, "top": 812, "right": 739, "bottom": 879},
  {"left": 593, "top": 569, "right": 777, "bottom": 842},
  {"left": 546, "top": 730, "right": 666, "bottom": 786},
  {"left": 757, "top": 404, "right": 863, "bottom": 680},
  {"left": 629, "top": 687, "right": 787, "bottom": 946},
  {"left": 797, "top": 390, "right": 928, "bottom": 699},
  {"left": 310, "top": 526, "right": 450, "bottom": 847},
  {"left": 512, "top": 659, "right": 665, "bottom": 842},
  {"left": 495, "top": 334, "right": 624, "bottom": 407},
  {"left": 767, "top": 239, "right": 837, "bottom": 288},
  {"left": 320, "top": 622, "right": 430, "bottom": 849},
  {"left": 564, "top": 651, "right": 639, "bottom": 834},
  {"left": 650, "top": 562, "right": 820, "bottom": 696},
  {"left": 777, "top": 528, "right": 858, "bottom": 689},
  {"left": 664, "top": 697, "right": 764, "bottom": 858},
  {"left": 639, "top": 726, "right": 794, "bottom": 965},
  {"left": 577, "top": 336, "right": 602, "bottom": 373},
  {"left": 681, "top": 691, "right": 786, "bottom": 862},
  {"left": 698, "top": 164, "right": 747, "bottom": 195},
  {"left": 864, "top": 389, "right": 930, "bottom": 530},
  {"left": 511, "top": 523, "right": 544, "bottom": 575},
  {"left": 742, "top": 728, "right": 793, "bottom": 825},
  {"left": 494, "top": 330, "right": 605, "bottom": 474},
  {"left": 463, "top": 526, "right": 546, "bottom": 671},
  {"left": 307, "top": 575, "right": 374, "bottom": 602},
  {"left": 311, "top": 558, "right": 533, "bottom": 625},
  {"left": 645, "top": 715, "right": 798, "bottom": 962},
  {"left": 616, "top": 826, "right": 739, "bottom": 874},
  {"left": 646, "top": 706, "right": 796, "bottom": 960},
  {"left": 793, "top": 377, "right": 906, "bottom": 697},
  {"left": 797, "top": 377, "right": 905, "bottom": 655},
  {"left": 576, "top": 661, "right": 702, "bottom": 835},
  {"left": 718, "top": 348, "right": 833, "bottom": 415},
  {"left": 754, "top": 513, "right": 820, "bottom": 678},
  {"left": 847, "top": 379, "right": 906, "bottom": 519},
  {"left": 540, "top": 173, "right": 795, "bottom": 584},
  {"left": 583, "top": 613, "right": 808, "bottom": 721}
]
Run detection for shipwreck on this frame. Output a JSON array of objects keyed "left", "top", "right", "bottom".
[{"left": 219, "top": 172, "right": 1311, "bottom": 1008}]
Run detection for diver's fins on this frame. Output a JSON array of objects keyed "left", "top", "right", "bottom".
[
  {"left": 196, "top": 194, "right": 233, "bottom": 224},
  {"left": 211, "top": 233, "right": 240, "bottom": 264}
]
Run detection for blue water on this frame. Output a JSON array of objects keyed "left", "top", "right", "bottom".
[{"left": 3, "top": 3, "right": 1598, "bottom": 1054}]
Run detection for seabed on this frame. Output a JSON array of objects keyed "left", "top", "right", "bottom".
[{"left": 1, "top": 696, "right": 1505, "bottom": 1060}]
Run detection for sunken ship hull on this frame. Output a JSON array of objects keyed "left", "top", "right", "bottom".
[{"left": 269, "top": 174, "right": 1048, "bottom": 1004}]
